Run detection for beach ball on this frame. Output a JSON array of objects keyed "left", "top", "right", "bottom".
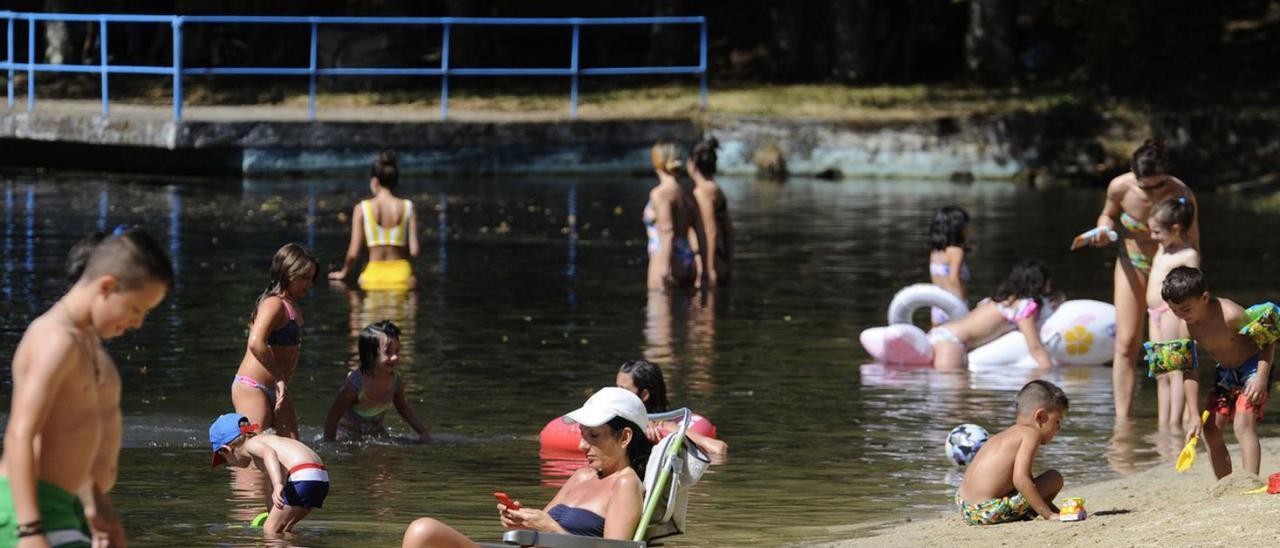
[{"left": 944, "top": 424, "right": 989, "bottom": 466}]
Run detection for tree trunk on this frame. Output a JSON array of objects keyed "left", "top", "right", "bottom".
[
  {"left": 964, "top": 0, "right": 1015, "bottom": 85},
  {"left": 43, "top": 0, "right": 73, "bottom": 64},
  {"left": 645, "top": 0, "right": 686, "bottom": 68},
  {"left": 830, "top": 0, "right": 879, "bottom": 83},
  {"left": 768, "top": 2, "right": 809, "bottom": 81}
]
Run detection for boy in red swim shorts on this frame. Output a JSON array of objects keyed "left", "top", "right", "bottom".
[{"left": 1162, "top": 267, "right": 1278, "bottom": 479}]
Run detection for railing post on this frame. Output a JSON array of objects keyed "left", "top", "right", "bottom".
[
  {"left": 308, "top": 19, "right": 317, "bottom": 121},
  {"left": 440, "top": 22, "right": 450, "bottom": 120},
  {"left": 699, "top": 19, "right": 707, "bottom": 112},
  {"left": 569, "top": 22, "right": 579, "bottom": 119},
  {"left": 171, "top": 16, "right": 182, "bottom": 121},
  {"left": 6, "top": 15, "right": 13, "bottom": 107},
  {"left": 27, "top": 16, "right": 34, "bottom": 112},
  {"left": 99, "top": 16, "right": 108, "bottom": 118}
]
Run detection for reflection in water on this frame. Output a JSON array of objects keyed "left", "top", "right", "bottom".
[
  {"left": 644, "top": 291, "right": 719, "bottom": 398},
  {"left": 306, "top": 184, "right": 317, "bottom": 251},
  {"left": 227, "top": 466, "right": 271, "bottom": 524},
  {"left": 345, "top": 288, "right": 419, "bottom": 373},
  {"left": 24, "top": 188, "right": 34, "bottom": 312},
  {"left": 98, "top": 188, "right": 109, "bottom": 231},
  {"left": 1109, "top": 419, "right": 1141, "bottom": 475},
  {"left": 4, "top": 184, "right": 12, "bottom": 302}
]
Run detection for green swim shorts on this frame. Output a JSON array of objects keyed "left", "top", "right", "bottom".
[
  {"left": 955, "top": 490, "right": 1033, "bottom": 526},
  {"left": 0, "top": 477, "right": 92, "bottom": 547}
]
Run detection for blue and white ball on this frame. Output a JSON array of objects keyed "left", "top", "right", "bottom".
[{"left": 944, "top": 424, "right": 989, "bottom": 466}]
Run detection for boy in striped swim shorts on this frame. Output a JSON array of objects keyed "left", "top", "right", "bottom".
[{"left": 209, "top": 413, "right": 330, "bottom": 534}]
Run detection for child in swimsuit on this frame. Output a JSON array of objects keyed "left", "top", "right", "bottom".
[
  {"left": 956, "top": 381, "right": 1067, "bottom": 525},
  {"left": 0, "top": 229, "right": 172, "bottom": 547},
  {"left": 232, "top": 244, "right": 318, "bottom": 440},
  {"left": 928, "top": 260, "right": 1057, "bottom": 371},
  {"left": 1162, "top": 267, "right": 1278, "bottom": 479},
  {"left": 687, "top": 137, "right": 733, "bottom": 287},
  {"left": 927, "top": 206, "right": 972, "bottom": 325},
  {"left": 323, "top": 320, "right": 431, "bottom": 443},
  {"left": 1142, "top": 198, "right": 1200, "bottom": 431},
  {"left": 329, "top": 150, "right": 420, "bottom": 291},
  {"left": 209, "top": 413, "right": 330, "bottom": 535}
]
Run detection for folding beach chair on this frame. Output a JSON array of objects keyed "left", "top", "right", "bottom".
[{"left": 495, "top": 408, "right": 711, "bottom": 548}]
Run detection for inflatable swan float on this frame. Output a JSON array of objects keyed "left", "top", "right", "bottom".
[{"left": 859, "top": 284, "right": 1116, "bottom": 370}]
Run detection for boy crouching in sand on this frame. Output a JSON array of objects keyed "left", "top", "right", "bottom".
[
  {"left": 955, "top": 380, "right": 1068, "bottom": 525},
  {"left": 1162, "top": 266, "right": 1278, "bottom": 479},
  {"left": 1, "top": 229, "right": 173, "bottom": 548},
  {"left": 209, "top": 413, "right": 329, "bottom": 535}
]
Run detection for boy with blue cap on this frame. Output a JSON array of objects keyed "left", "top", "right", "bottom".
[{"left": 208, "top": 413, "right": 329, "bottom": 534}]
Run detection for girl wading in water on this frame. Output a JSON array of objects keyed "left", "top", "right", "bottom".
[{"left": 1086, "top": 140, "right": 1199, "bottom": 418}]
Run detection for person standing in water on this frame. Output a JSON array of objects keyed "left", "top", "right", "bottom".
[
  {"left": 233, "top": 244, "right": 318, "bottom": 439},
  {"left": 687, "top": 137, "right": 732, "bottom": 287},
  {"left": 330, "top": 150, "right": 421, "bottom": 291},
  {"left": 928, "top": 206, "right": 972, "bottom": 326},
  {"left": 643, "top": 140, "right": 707, "bottom": 291},
  {"left": 1087, "top": 139, "right": 1198, "bottom": 418}
]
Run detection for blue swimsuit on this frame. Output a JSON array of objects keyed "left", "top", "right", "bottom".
[{"left": 547, "top": 504, "right": 605, "bottom": 537}]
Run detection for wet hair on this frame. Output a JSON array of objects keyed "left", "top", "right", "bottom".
[
  {"left": 66, "top": 228, "right": 174, "bottom": 290},
  {"left": 371, "top": 150, "right": 399, "bottom": 190},
  {"left": 247, "top": 243, "right": 318, "bottom": 327},
  {"left": 606, "top": 416, "right": 654, "bottom": 477},
  {"left": 1150, "top": 196, "right": 1195, "bottom": 233},
  {"left": 1016, "top": 380, "right": 1069, "bottom": 416},
  {"left": 651, "top": 140, "right": 683, "bottom": 174},
  {"left": 690, "top": 136, "right": 719, "bottom": 178},
  {"left": 1161, "top": 266, "right": 1206, "bottom": 304},
  {"left": 357, "top": 320, "right": 401, "bottom": 375},
  {"left": 1131, "top": 139, "right": 1166, "bottom": 179},
  {"left": 619, "top": 360, "right": 670, "bottom": 413},
  {"left": 992, "top": 259, "right": 1052, "bottom": 303},
  {"left": 928, "top": 206, "right": 970, "bottom": 251}
]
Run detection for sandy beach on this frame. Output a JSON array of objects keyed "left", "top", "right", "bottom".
[{"left": 823, "top": 439, "right": 1280, "bottom": 547}]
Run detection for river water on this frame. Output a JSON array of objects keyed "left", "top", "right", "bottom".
[{"left": 1, "top": 173, "right": 1277, "bottom": 546}]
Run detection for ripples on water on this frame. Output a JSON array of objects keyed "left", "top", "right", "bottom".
[{"left": 0, "top": 174, "right": 1277, "bottom": 546}]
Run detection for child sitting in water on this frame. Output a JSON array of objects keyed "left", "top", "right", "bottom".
[
  {"left": 928, "top": 206, "right": 971, "bottom": 325},
  {"left": 955, "top": 380, "right": 1067, "bottom": 525},
  {"left": 1162, "top": 267, "right": 1278, "bottom": 479},
  {"left": 323, "top": 321, "right": 431, "bottom": 443},
  {"left": 1143, "top": 197, "right": 1201, "bottom": 431},
  {"left": 929, "top": 260, "right": 1058, "bottom": 371},
  {"left": 210, "top": 413, "right": 330, "bottom": 534},
  {"left": 1, "top": 229, "right": 172, "bottom": 547}
]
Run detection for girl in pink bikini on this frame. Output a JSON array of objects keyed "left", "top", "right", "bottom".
[
  {"left": 1143, "top": 197, "right": 1200, "bottom": 431},
  {"left": 928, "top": 260, "right": 1058, "bottom": 371},
  {"left": 232, "top": 243, "right": 318, "bottom": 439}
]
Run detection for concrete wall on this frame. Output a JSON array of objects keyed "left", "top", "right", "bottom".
[{"left": 3, "top": 104, "right": 1277, "bottom": 186}]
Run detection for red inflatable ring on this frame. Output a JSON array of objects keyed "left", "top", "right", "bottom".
[{"left": 538, "top": 413, "right": 718, "bottom": 453}]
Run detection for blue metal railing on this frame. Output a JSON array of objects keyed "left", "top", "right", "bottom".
[{"left": 0, "top": 12, "right": 708, "bottom": 121}]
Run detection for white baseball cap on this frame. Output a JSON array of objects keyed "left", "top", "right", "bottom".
[{"left": 562, "top": 387, "right": 649, "bottom": 431}]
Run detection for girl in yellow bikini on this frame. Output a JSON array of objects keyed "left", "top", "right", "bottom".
[
  {"left": 1086, "top": 139, "right": 1198, "bottom": 419},
  {"left": 329, "top": 150, "right": 420, "bottom": 291}
]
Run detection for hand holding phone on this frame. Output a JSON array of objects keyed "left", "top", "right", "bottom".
[{"left": 494, "top": 492, "right": 521, "bottom": 510}]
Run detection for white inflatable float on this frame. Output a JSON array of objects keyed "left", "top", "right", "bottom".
[{"left": 859, "top": 284, "right": 1116, "bottom": 369}]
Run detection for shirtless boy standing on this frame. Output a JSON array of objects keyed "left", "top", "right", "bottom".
[
  {"left": 955, "top": 380, "right": 1068, "bottom": 525},
  {"left": 1, "top": 230, "right": 173, "bottom": 547}
]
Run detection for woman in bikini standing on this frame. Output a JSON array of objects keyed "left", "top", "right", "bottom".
[
  {"left": 643, "top": 141, "right": 706, "bottom": 291},
  {"left": 1087, "top": 140, "right": 1199, "bottom": 418},
  {"left": 329, "top": 150, "right": 420, "bottom": 291}
]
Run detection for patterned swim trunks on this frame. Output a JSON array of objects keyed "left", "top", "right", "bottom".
[{"left": 955, "top": 491, "right": 1033, "bottom": 526}]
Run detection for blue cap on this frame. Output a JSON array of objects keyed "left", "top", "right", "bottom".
[{"left": 208, "top": 413, "right": 258, "bottom": 466}]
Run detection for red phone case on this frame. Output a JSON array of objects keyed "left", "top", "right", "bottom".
[{"left": 494, "top": 492, "right": 521, "bottom": 510}]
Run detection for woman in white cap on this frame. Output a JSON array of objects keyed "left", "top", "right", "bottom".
[{"left": 402, "top": 387, "right": 654, "bottom": 547}]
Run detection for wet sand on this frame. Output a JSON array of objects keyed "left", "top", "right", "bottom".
[{"left": 822, "top": 439, "right": 1280, "bottom": 547}]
